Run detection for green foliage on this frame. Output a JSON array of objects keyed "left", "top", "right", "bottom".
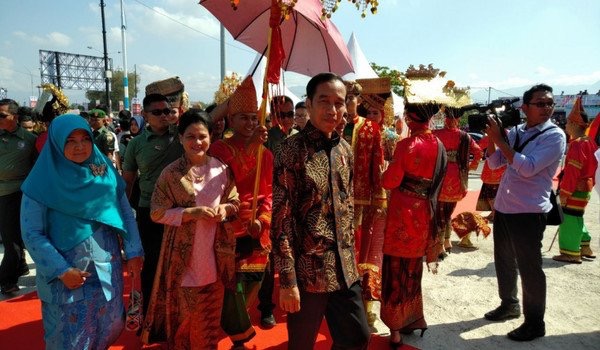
[
  {"left": 370, "top": 63, "right": 405, "bottom": 97},
  {"left": 85, "top": 70, "right": 140, "bottom": 110}
]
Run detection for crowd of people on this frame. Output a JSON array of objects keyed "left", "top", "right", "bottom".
[{"left": 0, "top": 75, "right": 598, "bottom": 349}]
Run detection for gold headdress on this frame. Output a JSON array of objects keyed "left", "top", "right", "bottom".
[
  {"left": 356, "top": 77, "right": 394, "bottom": 127},
  {"left": 37, "top": 83, "right": 69, "bottom": 116},
  {"left": 403, "top": 64, "right": 471, "bottom": 108},
  {"left": 214, "top": 73, "right": 242, "bottom": 105}
]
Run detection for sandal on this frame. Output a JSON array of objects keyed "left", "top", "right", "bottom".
[
  {"left": 126, "top": 289, "right": 143, "bottom": 331},
  {"left": 125, "top": 273, "right": 143, "bottom": 332}
]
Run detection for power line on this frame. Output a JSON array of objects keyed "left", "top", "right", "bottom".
[
  {"left": 131, "top": 0, "right": 255, "bottom": 55},
  {"left": 489, "top": 87, "right": 519, "bottom": 97}
]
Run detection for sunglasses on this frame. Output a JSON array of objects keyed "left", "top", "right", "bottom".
[
  {"left": 149, "top": 108, "right": 172, "bottom": 116},
  {"left": 528, "top": 101, "right": 555, "bottom": 108},
  {"left": 0, "top": 112, "right": 11, "bottom": 119},
  {"left": 277, "top": 111, "right": 295, "bottom": 119}
]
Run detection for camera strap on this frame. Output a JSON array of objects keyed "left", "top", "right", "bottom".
[{"left": 513, "top": 126, "right": 557, "bottom": 153}]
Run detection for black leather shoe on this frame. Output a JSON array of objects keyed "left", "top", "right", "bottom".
[
  {"left": 507, "top": 322, "right": 545, "bottom": 341},
  {"left": 260, "top": 313, "right": 276, "bottom": 329},
  {"left": 484, "top": 305, "right": 520, "bottom": 321},
  {"left": 1, "top": 283, "right": 19, "bottom": 295},
  {"left": 19, "top": 264, "right": 30, "bottom": 277}
]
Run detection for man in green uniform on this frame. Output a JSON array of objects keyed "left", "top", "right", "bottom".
[
  {"left": 0, "top": 99, "right": 37, "bottom": 295},
  {"left": 122, "top": 93, "right": 183, "bottom": 315},
  {"left": 88, "top": 108, "right": 117, "bottom": 168}
]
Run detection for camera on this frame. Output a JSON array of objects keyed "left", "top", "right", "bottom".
[{"left": 466, "top": 98, "right": 522, "bottom": 133}]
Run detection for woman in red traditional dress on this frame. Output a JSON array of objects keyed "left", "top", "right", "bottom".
[
  {"left": 553, "top": 99, "right": 598, "bottom": 263},
  {"left": 380, "top": 103, "right": 447, "bottom": 348},
  {"left": 476, "top": 135, "right": 507, "bottom": 222},
  {"left": 433, "top": 106, "right": 482, "bottom": 252}
]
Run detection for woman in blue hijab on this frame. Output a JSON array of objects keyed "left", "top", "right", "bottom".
[{"left": 20, "top": 114, "right": 144, "bottom": 349}]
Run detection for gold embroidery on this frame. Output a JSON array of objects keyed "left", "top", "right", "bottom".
[{"left": 89, "top": 163, "right": 107, "bottom": 176}]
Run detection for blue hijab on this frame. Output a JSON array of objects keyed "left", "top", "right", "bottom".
[
  {"left": 21, "top": 114, "right": 128, "bottom": 252},
  {"left": 130, "top": 115, "right": 145, "bottom": 136}
]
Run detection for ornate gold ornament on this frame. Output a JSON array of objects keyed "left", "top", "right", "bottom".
[
  {"left": 321, "top": 0, "right": 379, "bottom": 18},
  {"left": 41, "top": 83, "right": 70, "bottom": 115},
  {"left": 214, "top": 72, "right": 242, "bottom": 105}
]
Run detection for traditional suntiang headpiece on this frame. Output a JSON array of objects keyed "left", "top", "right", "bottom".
[
  {"left": 228, "top": 76, "right": 258, "bottom": 115},
  {"left": 356, "top": 77, "right": 394, "bottom": 127},
  {"left": 444, "top": 105, "right": 463, "bottom": 119},
  {"left": 405, "top": 101, "right": 441, "bottom": 123},
  {"left": 567, "top": 96, "right": 589, "bottom": 128},
  {"left": 145, "top": 76, "right": 189, "bottom": 112},
  {"left": 35, "top": 83, "right": 70, "bottom": 123},
  {"left": 214, "top": 72, "right": 242, "bottom": 105}
]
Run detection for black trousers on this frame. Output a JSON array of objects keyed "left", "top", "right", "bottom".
[
  {"left": 136, "top": 206, "right": 164, "bottom": 316},
  {"left": 287, "top": 282, "right": 370, "bottom": 350},
  {"left": 0, "top": 191, "right": 26, "bottom": 286},
  {"left": 257, "top": 253, "right": 275, "bottom": 314},
  {"left": 493, "top": 211, "right": 546, "bottom": 325}
]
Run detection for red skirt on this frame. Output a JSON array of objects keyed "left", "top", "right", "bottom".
[{"left": 380, "top": 255, "right": 427, "bottom": 332}]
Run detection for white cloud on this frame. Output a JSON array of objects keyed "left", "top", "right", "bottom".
[
  {"left": 139, "top": 64, "right": 170, "bottom": 75},
  {"left": 88, "top": 2, "right": 100, "bottom": 14},
  {"left": 182, "top": 71, "right": 222, "bottom": 103},
  {"left": 47, "top": 32, "right": 72, "bottom": 46},
  {"left": 74, "top": 26, "right": 126, "bottom": 58},
  {"left": 549, "top": 71, "right": 600, "bottom": 86},
  {"left": 13, "top": 31, "right": 72, "bottom": 47},
  {"left": 468, "top": 73, "right": 480, "bottom": 80},
  {"left": 466, "top": 76, "right": 533, "bottom": 90},
  {"left": 129, "top": 4, "right": 220, "bottom": 41},
  {"left": 0, "top": 56, "right": 32, "bottom": 98},
  {"left": 137, "top": 64, "right": 172, "bottom": 88},
  {"left": 535, "top": 66, "right": 553, "bottom": 76},
  {"left": 466, "top": 71, "right": 600, "bottom": 91},
  {"left": 0, "top": 56, "right": 16, "bottom": 82}
]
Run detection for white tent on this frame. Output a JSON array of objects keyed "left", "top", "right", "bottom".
[
  {"left": 343, "top": 32, "right": 379, "bottom": 81},
  {"left": 342, "top": 33, "right": 406, "bottom": 136},
  {"left": 247, "top": 53, "right": 302, "bottom": 111}
]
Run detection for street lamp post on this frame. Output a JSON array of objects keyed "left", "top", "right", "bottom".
[
  {"left": 120, "top": 0, "right": 129, "bottom": 111},
  {"left": 22, "top": 66, "right": 35, "bottom": 98},
  {"left": 100, "top": 0, "right": 111, "bottom": 113}
]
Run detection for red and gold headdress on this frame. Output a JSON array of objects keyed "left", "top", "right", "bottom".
[
  {"left": 228, "top": 76, "right": 258, "bottom": 115},
  {"left": 568, "top": 96, "right": 588, "bottom": 128},
  {"left": 356, "top": 77, "right": 394, "bottom": 127}
]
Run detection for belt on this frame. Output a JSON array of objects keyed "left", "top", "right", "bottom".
[{"left": 398, "top": 174, "right": 433, "bottom": 199}]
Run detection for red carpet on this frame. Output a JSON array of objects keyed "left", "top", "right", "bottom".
[
  {"left": 0, "top": 289, "right": 418, "bottom": 349},
  {"left": 0, "top": 187, "right": 485, "bottom": 350}
]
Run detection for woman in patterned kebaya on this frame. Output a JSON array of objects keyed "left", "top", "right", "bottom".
[{"left": 142, "top": 109, "right": 239, "bottom": 349}]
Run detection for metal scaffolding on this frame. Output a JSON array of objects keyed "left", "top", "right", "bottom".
[{"left": 39, "top": 50, "right": 112, "bottom": 91}]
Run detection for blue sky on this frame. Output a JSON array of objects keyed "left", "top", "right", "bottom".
[{"left": 1, "top": 0, "right": 599, "bottom": 107}]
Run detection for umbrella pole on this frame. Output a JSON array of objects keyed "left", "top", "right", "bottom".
[
  {"left": 250, "top": 46, "right": 269, "bottom": 78},
  {"left": 250, "top": 26, "right": 274, "bottom": 223}
]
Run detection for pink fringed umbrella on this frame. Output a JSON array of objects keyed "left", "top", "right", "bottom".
[{"left": 199, "top": 0, "right": 354, "bottom": 79}]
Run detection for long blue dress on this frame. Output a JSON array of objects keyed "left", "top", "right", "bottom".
[{"left": 21, "top": 193, "right": 143, "bottom": 350}]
